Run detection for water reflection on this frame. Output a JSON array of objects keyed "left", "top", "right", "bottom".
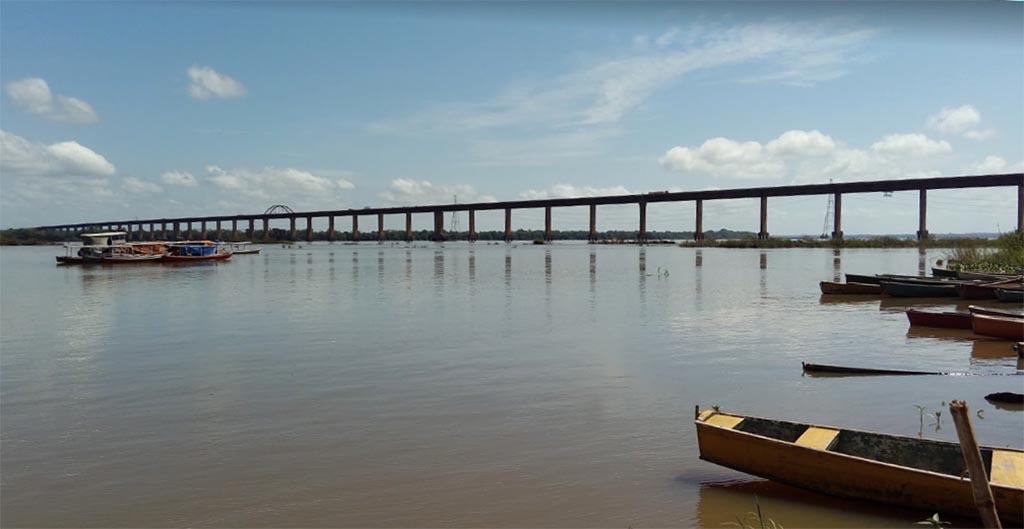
[
  {"left": 695, "top": 249, "right": 703, "bottom": 268},
  {"left": 917, "top": 248, "right": 927, "bottom": 276},
  {"left": 433, "top": 250, "right": 444, "bottom": 288},
  {"left": 832, "top": 249, "right": 841, "bottom": 282}
]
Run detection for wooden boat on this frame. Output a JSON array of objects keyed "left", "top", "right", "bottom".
[
  {"left": 819, "top": 281, "right": 882, "bottom": 295},
  {"left": 801, "top": 362, "right": 956, "bottom": 376},
  {"left": 845, "top": 273, "right": 884, "bottom": 285},
  {"left": 931, "top": 267, "right": 959, "bottom": 278},
  {"left": 163, "top": 242, "right": 232, "bottom": 262},
  {"left": 845, "top": 273, "right": 938, "bottom": 285},
  {"left": 968, "top": 306, "right": 1024, "bottom": 319},
  {"left": 972, "top": 313, "right": 1024, "bottom": 341},
  {"left": 881, "top": 281, "right": 959, "bottom": 298},
  {"left": 996, "top": 288, "right": 1024, "bottom": 303},
  {"left": 694, "top": 408, "right": 1023, "bottom": 523},
  {"left": 986, "top": 392, "right": 1024, "bottom": 405},
  {"left": 958, "top": 270, "right": 1019, "bottom": 281},
  {"left": 905, "top": 309, "right": 972, "bottom": 329}
]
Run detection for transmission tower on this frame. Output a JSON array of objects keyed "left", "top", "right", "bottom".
[
  {"left": 821, "top": 179, "right": 834, "bottom": 238},
  {"left": 450, "top": 195, "right": 461, "bottom": 234}
]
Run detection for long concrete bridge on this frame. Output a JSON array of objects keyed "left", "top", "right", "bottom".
[{"left": 36, "top": 172, "right": 1024, "bottom": 242}]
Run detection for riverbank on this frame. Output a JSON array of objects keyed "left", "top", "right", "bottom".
[{"left": 677, "top": 236, "right": 999, "bottom": 249}]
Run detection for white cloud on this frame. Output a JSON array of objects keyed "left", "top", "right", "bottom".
[
  {"left": 927, "top": 105, "right": 980, "bottom": 134},
  {"left": 519, "top": 184, "right": 632, "bottom": 200},
  {"left": 660, "top": 136, "right": 787, "bottom": 180},
  {"left": 661, "top": 129, "right": 969, "bottom": 184},
  {"left": 161, "top": 170, "right": 199, "bottom": 187},
  {"left": 123, "top": 176, "right": 163, "bottom": 194},
  {"left": 379, "top": 178, "right": 496, "bottom": 206},
  {"left": 371, "top": 20, "right": 876, "bottom": 134},
  {"left": 964, "top": 129, "right": 994, "bottom": 141},
  {"left": 970, "top": 155, "right": 1024, "bottom": 174},
  {"left": 204, "top": 165, "right": 354, "bottom": 207},
  {"left": 766, "top": 130, "right": 836, "bottom": 156},
  {"left": 0, "top": 129, "right": 115, "bottom": 178},
  {"left": 5, "top": 77, "right": 99, "bottom": 124},
  {"left": 870, "top": 134, "right": 951, "bottom": 157},
  {"left": 187, "top": 66, "right": 246, "bottom": 100}
]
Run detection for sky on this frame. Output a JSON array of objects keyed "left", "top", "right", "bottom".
[{"left": 1, "top": 1, "right": 1022, "bottom": 235}]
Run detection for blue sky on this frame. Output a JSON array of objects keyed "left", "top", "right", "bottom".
[{"left": 2, "top": 2, "right": 1022, "bottom": 234}]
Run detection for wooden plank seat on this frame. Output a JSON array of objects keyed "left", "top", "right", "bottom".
[{"left": 795, "top": 426, "right": 840, "bottom": 450}]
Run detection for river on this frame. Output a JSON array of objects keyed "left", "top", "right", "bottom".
[{"left": 2, "top": 243, "right": 1021, "bottom": 527}]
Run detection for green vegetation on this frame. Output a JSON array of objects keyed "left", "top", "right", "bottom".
[
  {"left": 727, "top": 496, "right": 783, "bottom": 529},
  {"left": 0, "top": 228, "right": 72, "bottom": 245},
  {"left": 945, "top": 232, "right": 1024, "bottom": 273}
]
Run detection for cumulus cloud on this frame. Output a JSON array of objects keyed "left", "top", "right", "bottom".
[
  {"left": 519, "top": 184, "right": 632, "bottom": 200},
  {"left": 379, "top": 178, "right": 496, "bottom": 206},
  {"left": 1, "top": 129, "right": 115, "bottom": 178},
  {"left": 161, "top": 170, "right": 199, "bottom": 187},
  {"left": 187, "top": 66, "right": 246, "bottom": 100},
  {"left": 661, "top": 129, "right": 962, "bottom": 184},
  {"left": 869, "top": 134, "right": 951, "bottom": 157},
  {"left": 204, "top": 165, "right": 354, "bottom": 206},
  {"left": 927, "top": 105, "right": 993, "bottom": 141},
  {"left": 123, "top": 176, "right": 163, "bottom": 194},
  {"left": 971, "top": 155, "right": 1024, "bottom": 174},
  {"left": 5, "top": 77, "right": 99, "bottom": 124}
]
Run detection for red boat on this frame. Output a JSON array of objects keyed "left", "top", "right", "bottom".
[
  {"left": 819, "top": 281, "right": 882, "bottom": 295},
  {"left": 972, "top": 313, "right": 1024, "bottom": 341},
  {"left": 958, "top": 280, "right": 1024, "bottom": 300},
  {"left": 968, "top": 305, "right": 1024, "bottom": 319},
  {"left": 906, "top": 309, "right": 972, "bottom": 329}
]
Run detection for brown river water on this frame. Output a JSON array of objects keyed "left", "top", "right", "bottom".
[{"left": 2, "top": 244, "right": 1022, "bottom": 527}]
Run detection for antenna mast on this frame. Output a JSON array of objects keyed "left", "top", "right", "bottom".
[
  {"left": 821, "top": 179, "right": 834, "bottom": 238},
  {"left": 450, "top": 195, "right": 461, "bottom": 235}
]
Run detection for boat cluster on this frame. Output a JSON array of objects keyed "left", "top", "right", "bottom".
[
  {"left": 821, "top": 268, "right": 1024, "bottom": 341},
  {"left": 56, "top": 231, "right": 260, "bottom": 265}
]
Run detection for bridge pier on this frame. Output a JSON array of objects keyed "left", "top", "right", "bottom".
[
  {"left": 468, "top": 209, "right": 476, "bottom": 242},
  {"left": 161, "top": 222, "right": 167, "bottom": 240},
  {"left": 917, "top": 189, "right": 928, "bottom": 241},
  {"left": 186, "top": 222, "right": 192, "bottom": 239},
  {"left": 327, "top": 216, "right": 334, "bottom": 241},
  {"left": 589, "top": 204, "right": 596, "bottom": 242},
  {"left": 352, "top": 216, "right": 359, "bottom": 241},
  {"left": 215, "top": 220, "right": 222, "bottom": 240},
  {"left": 289, "top": 217, "right": 296, "bottom": 240},
  {"left": 432, "top": 210, "right": 444, "bottom": 241},
  {"left": 638, "top": 201, "right": 647, "bottom": 243},
  {"left": 263, "top": 217, "right": 270, "bottom": 240},
  {"left": 1018, "top": 184, "right": 1023, "bottom": 233},
  {"left": 378, "top": 213, "right": 385, "bottom": 242},
  {"left": 200, "top": 221, "right": 207, "bottom": 239},
  {"left": 759, "top": 196, "right": 769, "bottom": 240},
  {"left": 695, "top": 199, "right": 704, "bottom": 241},
  {"left": 173, "top": 222, "right": 180, "bottom": 241},
  {"left": 305, "top": 216, "right": 312, "bottom": 242},
  {"left": 504, "top": 208, "right": 512, "bottom": 242},
  {"left": 405, "top": 212, "right": 412, "bottom": 242},
  {"left": 127, "top": 224, "right": 133, "bottom": 241},
  {"left": 148, "top": 223, "right": 154, "bottom": 241},
  {"left": 544, "top": 206, "right": 552, "bottom": 242},
  {"left": 832, "top": 193, "right": 843, "bottom": 240}
]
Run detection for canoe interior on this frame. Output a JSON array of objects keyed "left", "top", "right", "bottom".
[{"left": 725, "top": 415, "right": 993, "bottom": 478}]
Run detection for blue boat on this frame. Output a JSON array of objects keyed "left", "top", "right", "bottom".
[{"left": 163, "top": 242, "right": 232, "bottom": 262}]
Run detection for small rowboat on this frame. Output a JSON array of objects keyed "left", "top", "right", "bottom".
[
  {"left": 845, "top": 273, "right": 942, "bottom": 285},
  {"left": 968, "top": 305, "right": 1024, "bottom": 319},
  {"left": 881, "top": 280, "right": 959, "bottom": 298},
  {"left": 996, "top": 288, "right": 1024, "bottom": 303},
  {"left": 972, "top": 313, "right": 1024, "bottom": 341},
  {"left": 819, "top": 281, "right": 882, "bottom": 295},
  {"left": 694, "top": 408, "right": 1023, "bottom": 523},
  {"left": 931, "top": 267, "right": 959, "bottom": 278},
  {"left": 905, "top": 309, "right": 972, "bottom": 329}
]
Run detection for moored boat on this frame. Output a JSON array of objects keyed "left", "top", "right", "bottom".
[
  {"left": 905, "top": 309, "right": 972, "bottom": 329},
  {"left": 968, "top": 305, "right": 1024, "bottom": 319},
  {"left": 972, "top": 313, "right": 1024, "bottom": 341},
  {"left": 163, "top": 241, "right": 232, "bottom": 262},
  {"left": 931, "top": 266, "right": 959, "bottom": 278},
  {"left": 57, "top": 232, "right": 166, "bottom": 264},
  {"left": 224, "top": 241, "right": 261, "bottom": 255},
  {"left": 694, "top": 408, "right": 1023, "bottom": 523},
  {"left": 996, "top": 288, "right": 1024, "bottom": 303},
  {"left": 819, "top": 281, "right": 882, "bottom": 295},
  {"left": 881, "top": 280, "right": 959, "bottom": 298}
]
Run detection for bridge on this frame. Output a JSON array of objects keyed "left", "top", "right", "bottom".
[{"left": 35, "top": 172, "right": 1024, "bottom": 242}]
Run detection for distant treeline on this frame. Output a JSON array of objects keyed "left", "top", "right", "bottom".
[
  {"left": 678, "top": 236, "right": 1004, "bottom": 249},
  {"left": 1, "top": 227, "right": 753, "bottom": 244}
]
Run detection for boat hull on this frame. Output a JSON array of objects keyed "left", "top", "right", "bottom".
[
  {"left": 695, "top": 411, "right": 1023, "bottom": 523},
  {"left": 996, "top": 289, "right": 1024, "bottom": 303},
  {"left": 819, "top": 281, "right": 882, "bottom": 295},
  {"left": 881, "top": 281, "right": 959, "bottom": 298},
  {"left": 972, "top": 313, "right": 1024, "bottom": 341},
  {"left": 161, "top": 252, "right": 232, "bottom": 263},
  {"left": 969, "top": 306, "right": 1024, "bottom": 319},
  {"left": 906, "top": 309, "right": 972, "bottom": 329}
]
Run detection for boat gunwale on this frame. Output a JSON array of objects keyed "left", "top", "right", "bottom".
[{"left": 695, "top": 410, "right": 1024, "bottom": 486}]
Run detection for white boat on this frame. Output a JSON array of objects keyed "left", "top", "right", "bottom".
[
  {"left": 57, "top": 231, "right": 166, "bottom": 264},
  {"left": 223, "top": 241, "right": 261, "bottom": 255}
]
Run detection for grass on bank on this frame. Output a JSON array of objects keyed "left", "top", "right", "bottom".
[{"left": 945, "top": 232, "right": 1024, "bottom": 274}]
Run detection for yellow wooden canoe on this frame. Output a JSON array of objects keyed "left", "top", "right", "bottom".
[{"left": 695, "top": 408, "right": 1023, "bottom": 524}]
